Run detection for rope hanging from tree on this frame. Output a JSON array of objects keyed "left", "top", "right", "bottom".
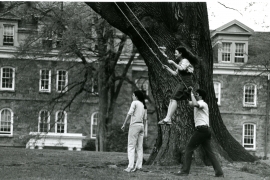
[
  {"left": 114, "top": 2, "right": 164, "bottom": 65},
  {"left": 114, "top": 2, "right": 189, "bottom": 89}
]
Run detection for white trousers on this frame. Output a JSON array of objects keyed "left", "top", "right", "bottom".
[{"left": 127, "top": 124, "right": 144, "bottom": 169}]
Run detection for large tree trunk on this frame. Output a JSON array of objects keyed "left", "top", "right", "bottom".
[{"left": 87, "top": 2, "right": 257, "bottom": 163}]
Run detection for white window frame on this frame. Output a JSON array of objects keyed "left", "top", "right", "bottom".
[
  {"left": 213, "top": 81, "right": 221, "bottom": 105},
  {"left": 56, "top": 70, "right": 68, "bottom": 93},
  {"left": 91, "top": 78, "right": 98, "bottom": 95},
  {"left": 219, "top": 41, "right": 248, "bottom": 63},
  {"left": 39, "top": 69, "right": 51, "bottom": 93},
  {"left": 234, "top": 43, "right": 245, "bottom": 63},
  {"left": 0, "top": 108, "right": 13, "bottom": 137},
  {"left": 0, "top": 67, "right": 15, "bottom": 91},
  {"left": 243, "top": 84, "right": 257, "bottom": 107},
  {"left": 55, "top": 111, "right": 67, "bottom": 133},
  {"left": 90, "top": 112, "right": 98, "bottom": 139},
  {"left": 221, "top": 42, "right": 231, "bottom": 62},
  {"left": 144, "top": 109, "right": 148, "bottom": 138},
  {"left": 242, "top": 123, "right": 256, "bottom": 150},
  {"left": 38, "top": 110, "right": 50, "bottom": 133},
  {"left": 3, "top": 24, "right": 14, "bottom": 46}
]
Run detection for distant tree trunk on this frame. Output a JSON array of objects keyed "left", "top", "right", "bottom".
[
  {"left": 96, "top": 18, "right": 110, "bottom": 151},
  {"left": 95, "top": 18, "right": 132, "bottom": 151},
  {"left": 87, "top": 2, "right": 257, "bottom": 163}
]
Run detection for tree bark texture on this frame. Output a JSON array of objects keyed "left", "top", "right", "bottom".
[{"left": 86, "top": 2, "right": 257, "bottom": 163}]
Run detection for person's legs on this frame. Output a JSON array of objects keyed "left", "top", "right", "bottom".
[
  {"left": 134, "top": 126, "right": 144, "bottom": 169},
  {"left": 164, "top": 99, "right": 177, "bottom": 123},
  {"left": 178, "top": 130, "right": 208, "bottom": 175},
  {"left": 158, "top": 99, "right": 177, "bottom": 125},
  {"left": 126, "top": 126, "right": 140, "bottom": 170},
  {"left": 201, "top": 133, "right": 223, "bottom": 176}
]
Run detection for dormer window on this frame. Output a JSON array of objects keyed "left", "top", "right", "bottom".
[
  {"left": 222, "top": 43, "right": 231, "bottom": 62},
  {"left": 211, "top": 20, "right": 253, "bottom": 64},
  {"left": 220, "top": 42, "right": 247, "bottom": 63},
  {"left": 3, "top": 24, "right": 14, "bottom": 46},
  {"left": 235, "top": 43, "right": 245, "bottom": 63}
]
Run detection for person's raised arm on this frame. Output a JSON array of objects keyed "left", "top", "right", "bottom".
[
  {"left": 188, "top": 87, "right": 199, "bottom": 108},
  {"left": 169, "top": 59, "right": 190, "bottom": 71}
]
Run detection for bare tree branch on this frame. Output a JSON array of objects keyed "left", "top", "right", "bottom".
[{"left": 218, "top": 2, "right": 243, "bottom": 16}]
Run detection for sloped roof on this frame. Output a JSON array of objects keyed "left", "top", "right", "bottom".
[
  {"left": 211, "top": 19, "right": 254, "bottom": 38},
  {"left": 0, "top": 11, "right": 21, "bottom": 21}
]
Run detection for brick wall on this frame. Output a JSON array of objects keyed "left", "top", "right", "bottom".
[
  {"left": 213, "top": 74, "right": 270, "bottom": 157},
  {"left": 0, "top": 58, "right": 99, "bottom": 147}
]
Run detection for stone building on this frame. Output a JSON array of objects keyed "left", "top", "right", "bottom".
[
  {"left": 1, "top": 9, "right": 269, "bottom": 157},
  {"left": 211, "top": 19, "right": 270, "bottom": 157},
  {"left": 0, "top": 11, "right": 158, "bottom": 152}
]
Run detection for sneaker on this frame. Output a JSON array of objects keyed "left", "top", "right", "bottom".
[
  {"left": 131, "top": 167, "right": 142, "bottom": 172},
  {"left": 158, "top": 118, "right": 172, "bottom": 125},
  {"left": 174, "top": 171, "right": 188, "bottom": 176},
  {"left": 165, "top": 120, "right": 172, "bottom": 125},
  {"left": 123, "top": 167, "right": 132, "bottom": 172},
  {"left": 158, "top": 119, "right": 166, "bottom": 125}
]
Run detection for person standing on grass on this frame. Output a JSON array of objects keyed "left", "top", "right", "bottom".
[
  {"left": 175, "top": 88, "right": 224, "bottom": 177},
  {"left": 121, "top": 90, "right": 147, "bottom": 172}
]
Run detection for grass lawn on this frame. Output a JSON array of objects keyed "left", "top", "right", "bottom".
[{"left": 0, "top": 147, "right": 270, "bottom": 180}]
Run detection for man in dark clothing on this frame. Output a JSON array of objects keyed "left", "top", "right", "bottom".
[{"left": 175, "top": 88, "right": 224, "bottom": 177}]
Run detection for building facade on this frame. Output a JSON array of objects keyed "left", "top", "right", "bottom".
[
  {"left": 1, "top": 9, "right": 269, "bottom": 157},
  {"left": 0, "top": 11, "right": 158, "bottom": 151},
  {"left": 211, "top": 20, "right": 270, "bottom": 157}
]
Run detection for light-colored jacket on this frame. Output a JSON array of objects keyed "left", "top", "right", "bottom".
[{"left": 127, "top": 100, "right": 147, "bottom": 126}]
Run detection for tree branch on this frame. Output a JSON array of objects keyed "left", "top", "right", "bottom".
[{"left": 218, "top": 2, "right": 243, "bottom": 16}]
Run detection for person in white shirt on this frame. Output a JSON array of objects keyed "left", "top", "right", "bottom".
[
  {"left": 158, "top": 46, "right": 198, "bottom": 125},
  {"left": 121, "top": 90, "right": 147, "bottom": 172},
  {"left": 175, "top": 88, "right": 224, "bottom": 177}
]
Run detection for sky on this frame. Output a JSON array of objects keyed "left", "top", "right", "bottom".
[
  {"left": 5, "top": 0, "right": 269, "bottom": 32},
  {"left": 206, "top": 1, "right": 270, "bottom": 31}
]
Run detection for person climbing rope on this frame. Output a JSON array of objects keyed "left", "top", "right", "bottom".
[{"left": 158, "top": 46, "right": 199, "bottom": 125}]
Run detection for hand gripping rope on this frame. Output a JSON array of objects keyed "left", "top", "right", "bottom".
[{"left": 114, "top": 2, "right": 189, "bottom": 90}]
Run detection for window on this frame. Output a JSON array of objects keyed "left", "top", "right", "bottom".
[
  {"left": 221, "top": 43, "right": 231, "bottom": 62},
  {"left": 243, "top": 84, "right": 257, "bottom": 107},
  {"left": 3, "top": 25, "right": 14, "bottom": 46},
  {"left": 38, "top": 110, "right": 50, "bottom": 133},
  {"left": 235, "top": 43, "right": 245, "bottom": 63},
  {"left": 42, "top": 29, "right": 62, "bottom": 49},
  {"left": 135, "top": 78, "right": 149, "bottom": 95},
  {"left": 219, "top": 42, "right": 247, "bottom": 63},
  {"left": 56, "top": 70, "right": 68, "bottom": 92},
  {"left": 91, "top": 78, "right": 98, "bottom": 94},
  {"left": 242, "top": 123, "right": 256, "bottom": 150},
  {"left": 55, "top": 111, "right": 67, "bottom": 133},
  {"left": 0, "top": 108, "right": 13, "bottom": 136},
  {"left": 0, "top": 67, "right": 15, "bottom": 91},
  {"left": 213, "top": 82, "right": 221, "bottom": 105},
  {"left": 90, "top": 112, "right": 98, "bottom": 139},
  {"left": 144, "top": 110, "right": 148, "bottom": 138},
  {"left": 39, "top": 69, "right": 51, "bottom": 92}
]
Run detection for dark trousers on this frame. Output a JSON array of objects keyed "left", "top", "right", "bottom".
[{"left": 181, "top": 126, "right": 223, "bottom": 176}]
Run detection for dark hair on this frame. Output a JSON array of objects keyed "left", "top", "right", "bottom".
[
  {"left": 175, "top": 46, "right": 199, "bottom": 65},
  {"left": 196, "top": 89, "right": 207, "bottom": 100},
  {"left": 134, "top": 90, "right": 147, "bottom": 109}
]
